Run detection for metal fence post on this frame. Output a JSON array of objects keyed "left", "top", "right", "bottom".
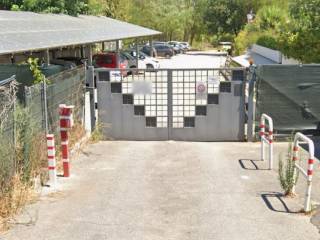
[
  {"left": 167, "top": 70, "right": 173, "bottom": 139},
  {"left": 87, "top": 66, "right": 96, "bottom": 130},
  {"left": 41, "top": 80, "right": 49, "bottom": 133},
  {"left": 247, "top": 65, "right": 256, "bottom": 142}
]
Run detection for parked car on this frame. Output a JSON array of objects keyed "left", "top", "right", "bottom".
[
  {"left": 50, "top": 59, "right": 77, "bottom": 69},
  {"left": 179, "top": 42, "right": 190, "bottom": 50},
  {"left": 57, "top": 56, "right": 87, "bottom": 66},
  {"left": 153, "top": 44, "right": 174, "bottom": 58},
  {"left": 141, "top": 45, "right": 157, "bottom": 57},
  {"left": 93, "top": 52, "right": 128, "bottom": 75},
  {"left": 120, "top": 51, "right": 147, "bottom": 70},
  {"left": 167, "top": 41, "right": 184, "bottom": 54},
  {"left": 125, "top": 50, "right": 160, "bottom": 70}
]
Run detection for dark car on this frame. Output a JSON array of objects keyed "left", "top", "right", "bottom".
[
  {"left": 141, "top": 46, "right": 157, "bottom": 57},
  {"left": 153, "top": 44, "right": 174, "bottom": 58},
  {"left": 57, "top": 57, "right": 87, "bottom": 66}
]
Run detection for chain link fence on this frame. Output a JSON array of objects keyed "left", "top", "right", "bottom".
[
  {"left": 0, "top": 76, "right": 17, "bottom": 189},
  {"left": 0, "top": 66, "right": 85, "bottom": 188},
  {"left": 24, "top": 66, "right": 86, "bottom": 134}
]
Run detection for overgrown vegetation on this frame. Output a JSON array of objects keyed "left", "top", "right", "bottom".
[
  {"left": 0, "top": 79, "right": 47, "bottom": 230},
  {"left": 278, "top": 143, "right": 298, "bottom": 197},
  {"left": 27, "top": 58, "right": 48, "bottom": 84},
  {"left": 90, "top": 121, "right": 104, "bottom": 143}
]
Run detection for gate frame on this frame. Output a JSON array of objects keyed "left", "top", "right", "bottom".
[{"left": 260, "top": 113, "right": 273, "bottom": 169}]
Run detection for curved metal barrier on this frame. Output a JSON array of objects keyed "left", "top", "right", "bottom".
[
  {"left": 260, "top": 114, "right": 273, "bottom": 170},
  {"left": 292, "top": 132, "right": 315, "bottom": 212}
]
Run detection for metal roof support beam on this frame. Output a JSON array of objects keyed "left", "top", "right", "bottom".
[
  {"left": 116, "top": 40, "right": 120, "bottom": 68},
  {"left": 149, "top": 38, "right": 154, "bottom": 57},
  {"left": 135, "top": 39, "right": 139, "bottom": 69},
  {"left": 86, "top": 44, "right": 93, "bottom": 66},
  {"left": 44, "top": 49, "right": 50, "bottom": 65}
]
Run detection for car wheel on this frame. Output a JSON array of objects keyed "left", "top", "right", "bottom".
[
  {"left": 165, "top": 53, "right": 171, "bottom": 58},
  {"left": 146, "top": 64, "right": 154, "bottom": 69}
]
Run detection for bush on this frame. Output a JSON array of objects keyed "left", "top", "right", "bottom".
[
  {"left": 256, "top": 35, "right": 279, "bottom": 50},
  {"left": 278, "top": 143, "right": 298, "bottom": 196}
]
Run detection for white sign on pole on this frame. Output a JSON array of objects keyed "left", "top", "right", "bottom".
[
  {"left": 132, "top": 81, "right": 152, "bottom": 95},
  {"left": 208, "top": 76, "right": 219, "bottom": 85}
]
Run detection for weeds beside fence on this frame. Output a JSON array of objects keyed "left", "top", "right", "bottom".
[{"left": 0, "top": 66, "right": 86, "bottom": 229}]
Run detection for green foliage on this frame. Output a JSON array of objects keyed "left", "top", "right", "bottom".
[
  {"left": 27, "top": 58, "right": 48, "bottom": 84},
  {"left": 278, "top": 0, "right": 320, "bottom": 63},
  {"left": 278, "top": 143, "right": 298, "bottom": 196},
  {"left": 234, "top": 3, "right": 287, "bottom": 55},
  {"left": 204, "top": 0, "right": 248, "bottom": 35},
  {"left": 256, "top": 35, "right": 279, "bottom": 50}
]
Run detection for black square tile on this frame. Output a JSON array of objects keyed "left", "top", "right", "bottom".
[
  {"left": 232, "top": 70, "right": 245, "bottom": 81},
  {"left": 111, "top": 82, "right": 122, "bottom": 93},
  {"left": 123, "top": 94, "right": 133, "bottom": 104},
  {"left": 196, "top": 106, "right": 207, "bottom": 116},
  {"left": 208, "top": 94, "right": 219, "bottom": 104},
  {"left": 220, "top": 82, "right": 231, "bottom": 92},
  {"left": 134, "top": 106, "right": 145, "bottom": 116},
  {"left": 146, "top": 117, "right": 157, "bottom": 127},
  {"left": 99, "top": 71, "right": 110, "bottom": 81},
  {"left": 184, "top": 117, "right": 195, "bottom": 127}
]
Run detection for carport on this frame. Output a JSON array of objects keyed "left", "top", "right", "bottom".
[{"left": 0, "top": 10, "right": 161, "bottom": 66}]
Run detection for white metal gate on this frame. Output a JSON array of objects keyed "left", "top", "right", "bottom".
[{"left": 96, "top": 68, "right": 246, "bottom": 141}]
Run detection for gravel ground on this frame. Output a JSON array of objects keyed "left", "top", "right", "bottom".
[{"left": 1, "top": 141, "right": 319, "bottom": 240}]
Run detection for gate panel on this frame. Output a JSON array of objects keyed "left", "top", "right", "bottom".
[
  {"left": 97, "top": 69, "right": 169, "bottom": 140},
  {"left": 169, "top": 69, "right": 245, "bottom": 141},
  {"left": 97, "top": 68, "right": 246, "bottom": 141}
]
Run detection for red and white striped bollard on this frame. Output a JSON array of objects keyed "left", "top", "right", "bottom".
[
  {"left": 59, "top": 104, "right": 74, "bottom": 177},
  {"left": 47, "top": 134, "right": 57, "bottom": 187}
]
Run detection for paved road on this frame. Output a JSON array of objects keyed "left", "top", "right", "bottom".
[
  {"left": 158, "top": 51, "right": 226, "bottom": 69},
  {"left": 2, "top": 141, "right": 319, "bottom": 240}
]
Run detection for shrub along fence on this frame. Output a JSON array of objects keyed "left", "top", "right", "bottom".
[
  {"left": 0, "top": 66, "right": 86, "bottom": 222},
  {"left": 0, "top": 76, "right": 16, "bottom": 190}
]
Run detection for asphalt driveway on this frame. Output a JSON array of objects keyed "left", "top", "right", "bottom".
[{"left": 1, "top": 141, "right": 319, "bottom": 240}]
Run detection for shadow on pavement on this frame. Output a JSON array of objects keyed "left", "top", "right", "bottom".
[
  {"left": 261, "top": 192, "right": 300, "bottom": 214},
  {"left": 239, "top": 159, "right": 269, "bottom": 170}
]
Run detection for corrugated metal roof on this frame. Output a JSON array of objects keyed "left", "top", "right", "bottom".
[{"left": 0, "top": 10, "right": 161, "bottom": 55}]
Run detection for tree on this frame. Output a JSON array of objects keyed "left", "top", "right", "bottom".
[{"left": 279, "top": 0, "right": 320, "bottom": 63}]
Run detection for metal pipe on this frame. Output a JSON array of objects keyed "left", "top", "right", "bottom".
[
  {"left": 135, "top": 39, "right": 139, "bottom": 68},
  {"left": 292, "top": 132, "right": 315, "bottom": 212},
  {"left": 116, "top": 40, "right": 120, "bottom": 68}
]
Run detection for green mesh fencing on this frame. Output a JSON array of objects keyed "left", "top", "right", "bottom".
[
  {"left": 0, "top": 77, "right": 16, "bottom": 186},
  {"left": 255, "top": 65, "right": 320, "bottom": 135},
  {"left": 25, "top": 66, "right": 85, "bottom": 134},
  {"left": 0, "top": 64, "right": 65, "bottom": 102}
]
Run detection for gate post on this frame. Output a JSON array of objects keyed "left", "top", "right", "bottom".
[
  {"left": 167, "top": 70, "right": 173, "bottom": 139},
  {"left": 87, "top": 66, "right": 96, "bottom": 130},
  {"left": 247, "top": 65, "right": 256, "bottom": 142}
]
